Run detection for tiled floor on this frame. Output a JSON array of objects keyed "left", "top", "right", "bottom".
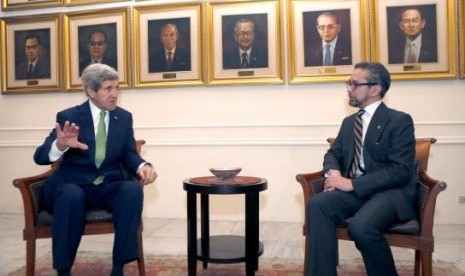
[{"left": 1, "top": 213, "right": 464, "bottom": 275}]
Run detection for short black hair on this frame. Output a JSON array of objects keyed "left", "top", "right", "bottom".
[{"left": 354, "top": 62, "right": 391, "bottom": 98}]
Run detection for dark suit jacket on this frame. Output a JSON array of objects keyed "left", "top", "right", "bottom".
[
  {"left": 222, "top": 46, "right": 268, "bottom": 69},
  {"left": 34, "top": 101, "right": 145, "bottom": 205},
  {"left": 305, "top": 36, "right": 352, "bottom": 67},
  {"left": 15, "top": 57, "right": 51, "bottom": 80},
  {"left": 79, "top": 56, "right": 117, "bottom": 75},
  {"left": 149, "top": 47, "right": 191, "bottom": 73},
  {"left": 323, "top": 102, "right": 417, "bottom": 221},
  {"left": 388, "top": 35, "right": 438, "bottom": 64}
]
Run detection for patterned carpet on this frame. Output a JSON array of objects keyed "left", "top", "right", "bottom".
[{"left": 8, "top": 252, "right": 465, "bottom": 276}]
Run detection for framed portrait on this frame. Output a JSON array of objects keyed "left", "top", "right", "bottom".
[
  {"left": 288, "top": 0, "right": 369, "bottom": 84},
  {"left": 1, "top": 0, "right": 62, "bottom": 11},
  {"left": 64, "top": 0, "right": 126, "bottom": 6},
  {"left": 372, "top": 0, "right": 456, "bottom": 80},
  {"left": 1, "top": 14, "right": 61, "bottom": 94},
  {"left": 63, "top": 8, "right": 130, "bottom": 91},
  {"left": 133, "top": 3, "right": 203, "bottom": 88},
  {"left": 206, "top": 0, "right": 284, "bottom": 86},
  {"left": 460, "top": 0, "right": 465, "bottom": 78}
]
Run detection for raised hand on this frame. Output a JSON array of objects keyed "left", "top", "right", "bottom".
[{"left": 55, "top": 121, "right": 88, "bottom": 151}]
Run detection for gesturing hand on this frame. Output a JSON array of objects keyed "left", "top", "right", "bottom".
[{"left": 55, "top": 121, "right": 89, "bottom": 151}]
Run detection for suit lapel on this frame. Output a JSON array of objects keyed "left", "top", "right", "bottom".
[{"left": 365, "top": 103, "right": 388, "bottom": 144}]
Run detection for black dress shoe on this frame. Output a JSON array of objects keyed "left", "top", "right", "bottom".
[{"left": 57, "top": 269, "right": 71, "bottom": 276}]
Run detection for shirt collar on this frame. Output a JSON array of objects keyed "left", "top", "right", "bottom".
[{"left": 363, "top": 100, "right": 382, "bottom": 118}]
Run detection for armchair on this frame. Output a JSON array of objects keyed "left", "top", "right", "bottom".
[
  {"left": 13, "top": 140, "right": 147, "bottom": 276},
  {"left": 296, "top": 138, "right": 447, "bottom": 276}
]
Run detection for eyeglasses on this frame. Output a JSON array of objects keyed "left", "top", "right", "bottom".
[
  {"left": 236, "top": 31, "right": 254, "bottom": 37},
  {"left": 346, "top": 80, "right": 378, "bottom": 90},
  {"left": 89, "top": 41, "right": 106, "bottom": 46},
  {"left": 316, "top": 24, "right": 338, "bottom": 31}
]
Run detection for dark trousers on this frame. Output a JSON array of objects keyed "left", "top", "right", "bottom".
[
  {"left": 307, "top": 190, "right": 399, "bottom": 276},
  {"left": 47, "top": 180, "right": 143, "bottom": 270}
]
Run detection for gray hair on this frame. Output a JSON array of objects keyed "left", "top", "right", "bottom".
[{"left": 81, "top": 63, "right": 118, "bottom": 93}]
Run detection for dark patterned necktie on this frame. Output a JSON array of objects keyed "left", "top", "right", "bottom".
[
  {"left": 167, "top": 51, "right": 173, "bottom": 69},
  {"left": 241, "top": 53, "right": 248, "bottom": 68},
  {"left": 349, "top": 109, "right": 365, "bottom": 178},
  {"left": 26, "top": 63, "right": 34, "bottom": 78}
]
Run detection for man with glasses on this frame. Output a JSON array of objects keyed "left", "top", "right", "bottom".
[
  {"left": 222, "top": 18, "right": 268, "bottom": 69},
  {"left": 305, "top": 11, "right": 352, "bottom": 67},
  {"left": 388, "top": 6, "right": 437, "bottom": 64},
  {"left": 79, "top": 29, "right": 117, "bottom": 75},
  {"left": 306, "top": 62, "right": 417, "bottom": 276},
  {"left": 15, "top": 33, "right": 51, "bottom": 80}
]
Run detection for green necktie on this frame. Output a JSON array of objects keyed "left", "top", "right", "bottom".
[{"left": 94, "top": 111, "right": 106, "bottom": 185}]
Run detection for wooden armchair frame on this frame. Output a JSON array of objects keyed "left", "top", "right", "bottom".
[
  {"left": 13, "top": 140, "right": 147, "bottom": 276},
  {"left": 296, "top": 138, "right": 447, "bottom": 276}
]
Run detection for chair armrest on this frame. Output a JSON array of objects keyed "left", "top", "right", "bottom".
[
  {"left": 296, "top": 170, "right": 325, "bottom": 235},
  {"left": 296, "top": 170, "right": 325, "bottom": 203},
  {"left": 417, "top": 170, "right": 447, "bottom": 237},
  {"left": 13, "top": 167, "right": 56, "bottom": 231}
]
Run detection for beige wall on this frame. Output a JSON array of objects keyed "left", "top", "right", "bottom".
[
  {"left": 1, "top": 80, "right": 465, "bottom": 224},
  {"left": 1, "top": 1, "right": 464, "bottom": 224}
]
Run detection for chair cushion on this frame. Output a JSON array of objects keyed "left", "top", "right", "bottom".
[
  {"left": 37, "top": 209, "right": 113, "bottom": 227},
  {"left": 339, "top": 217, "right": 420, "bottom": 235}
]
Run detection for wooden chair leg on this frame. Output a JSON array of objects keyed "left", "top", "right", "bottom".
[
  {"left": 137, "top": 230, "right": 145, "bottom": 276},
  {"left": 421, "top": 251, "right": 432, "bottom": 276},
  {"left": 25, "top": 237, "right": 36, "bottom": 276},
  {"left": 414, "top": 250, "right": 420, "bottom": 276}
]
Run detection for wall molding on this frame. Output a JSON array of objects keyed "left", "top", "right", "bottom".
[{"left": 1, "top": 121, "right": 465, "bottom": 147}]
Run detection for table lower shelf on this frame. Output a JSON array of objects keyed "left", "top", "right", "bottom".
[{"left": 196, "top": 235, "right": 264, "bottom": 263}]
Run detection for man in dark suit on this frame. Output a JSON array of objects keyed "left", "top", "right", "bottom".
[
  {"left": 15, "top": 33, "right": 51, "bottom": 80},
  {"left": 34, "top": 64, "right": 157, "bottom": 276},
  {"left": 307, "top": 62, "right": 417, "bottom": 276},
  {"left": 149, "top": 23, "right": 191, "bottom": 72},
  {"left": 79, "top": 30, "right": 117, "bottom": 75},
  {"left": 305, "top": 11, "right": 352, "bottom": 67},
  {"left": 388, "top": 6, "right": 437, "bottom": 64},
  {"left": 222, "top": 18, "right": 268, "bottom": 69}
]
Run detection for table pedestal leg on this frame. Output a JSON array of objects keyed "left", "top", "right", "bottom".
[
  {"left": 245, "top": 192, "right": 260, "bottom": 275},
  {"left": 187, "top": 192, "right": 197, "bottom": 276},
  {"left": 201, "top": 194, "right": 210, "bottom": 269}
]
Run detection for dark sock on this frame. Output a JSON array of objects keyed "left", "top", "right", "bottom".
[
  {"left": 57, "top": 268, "right": 71, "bottom": 276},
  {"left": 110, "top": 263, "right": 124, "bottom": 276}
]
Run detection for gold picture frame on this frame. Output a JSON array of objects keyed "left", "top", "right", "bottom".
[
  {"left": 206, "top": 0, "right": 284, "bottom": 86},
  {"left": 288, "top": 0, "right": 369, "bottom": 84},
  {"left": 1, "top": 14, "right": 62, "bottom": 94},
  {"left": 63, "top": 8, "right": 130, "bottom": 91},
  {"left": 460, "top": 0, "right": 465, "bottom": 78},
  {"left": 372, "top": 0, "right": 457, "bottom": 80},
  {"left": 64, "top": 0, "right": 126, "bottom": 6},
  {"left": 133, "top": 2, "right": 204, "bottom": 88},
  {"left": 1, "top": 0, "right": 62, "bottom": 11}
]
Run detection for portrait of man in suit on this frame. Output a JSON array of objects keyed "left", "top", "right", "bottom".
[
  {"left": 387, "top": 5, "right": 438, "bottom": 64},
  {"left": 304, "top": 10, "right": 352, "bottom": 67},
  {"left": 15, "top": 32, "right": 51, "bottom": 80},
  {"left": 222, "top": 16, "right": 268, "bottom": 70},
  {"left": 79, "top": 28, "right": 117, "bottom": 76},
  {"left": 148, "top": 20, "right": 191, "bottom": 73}
]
